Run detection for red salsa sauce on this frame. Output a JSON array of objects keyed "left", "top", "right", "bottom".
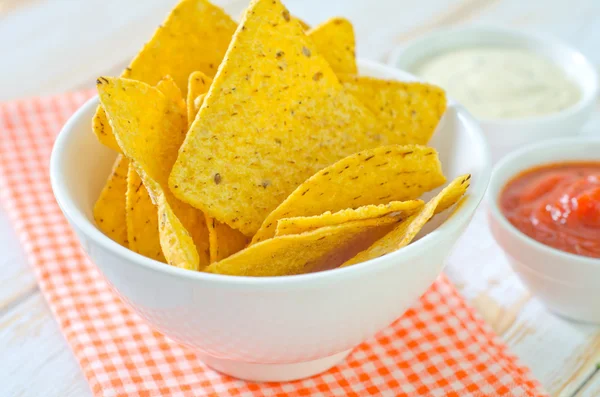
[{"left": 500, "top": 162, "right": 600, "bottom": 259}]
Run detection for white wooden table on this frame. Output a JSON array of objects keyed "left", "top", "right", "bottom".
[{"left": 1, "top": 0, "right": 599, "bottom": 396}]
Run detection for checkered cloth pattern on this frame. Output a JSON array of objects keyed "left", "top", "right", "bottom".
[{"left": 0, "top": 92, "right": 547, "bottom": 396}]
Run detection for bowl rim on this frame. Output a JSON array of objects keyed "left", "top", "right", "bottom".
[
  {"left": 50, "top": 59, "right": 492, "bottom": 288},
  {"left": 388, "top": 24, "right": 599, "bottom": 126},
  {"left": 486, "top": 137, "right": 600, "bottom": 266}
]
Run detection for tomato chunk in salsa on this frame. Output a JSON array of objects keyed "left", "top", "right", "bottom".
[{"left": 500, "top": 162, "right": 600, "bottom": 258}]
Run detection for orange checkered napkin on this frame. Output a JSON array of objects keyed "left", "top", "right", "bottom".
[{"left": 0, "top": 92, "right": 546, "bottom": 397}]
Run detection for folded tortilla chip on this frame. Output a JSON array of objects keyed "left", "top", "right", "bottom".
[
  {"left": 93, "top": 154, "right": 129, "bottom": 247},
  {"left": 170, "top": 0, "right": 391, "bottom": 236},
  {"left": 126, "top": 163, "right": 165, "bottom": 262},
  {"left": 340, "top": 75, "right": 447, "bottom": 145},
  {"left": 307, "top": 17, "right": 357, "bottom": 75},
  {"left": 275, "top": 200, "right": 423, "bottom": 236},
  {"left": 97, "top": 76, "right": 209, "bottom": 270},
  {"left": 341, "top": 174, "right": 471, "bottom": 267},
  {"left": 187, "top": 71, "right": 212, "bottom": 127},
  {"left": 252, "top": 144, "right": 445, "bottom": 244},
  {"left": 206, "top": 215, "right": 402, "bottom": 277},
  {"left": 93, "top": 0, "right": 237, "bottom": 152}
]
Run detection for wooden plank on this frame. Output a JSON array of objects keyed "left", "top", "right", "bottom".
[
  {"left": 446, "top": 209, "right": 600, "bottom": 396},
  {"left": 575, "top": 369, "right": 600, "bottom": 397},
  {"left": 0, "top": 292, "right": 91, "bottom": 397},
  {"left": 0, "top": 0, "right": 599, "bottom": 395},
  {"left": 0, "top": 209, "right": 38, "bottom": 314}
]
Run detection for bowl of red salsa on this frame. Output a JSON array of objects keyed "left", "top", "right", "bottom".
[{"left": 487, "top": 138, "right": 600, "bottom": 324}]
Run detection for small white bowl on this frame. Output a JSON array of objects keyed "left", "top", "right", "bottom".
[
  {"left": 487, "top": 138, "right": 600, "bottom": 324},
  {"left": 50, "top": 60, "right": 491, "bottom": 382},
  {"left": 389, "top": 26, "right": 598, "bottom": 163}
]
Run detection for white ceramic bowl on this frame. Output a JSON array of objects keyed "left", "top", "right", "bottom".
[
  {"left": 389, "top": 26, "right": 598, "bottom": 164},
  {"left": 50, "top": 60, "right": 491, "bottom": 382},
  {"left": 487, "top": 138, "right": 600, "bottom": 324}
]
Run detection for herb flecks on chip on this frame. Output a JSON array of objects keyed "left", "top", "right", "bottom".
[
  {"left": 93, "top": 154, "right": 129, "bottom": 247},
  {"left": 170, "top": 0, "right": 394, "bottom": 236},
  {"left": 252, "top": 145, "right": 446, "bottom": 244},
  {"left": 97, "top": 76, "right": 210, "bottom": 270},
  {"left": 308, "top": 17, "right": 357, "bottom": 75},
  {"left": 275, "top": 200, "right": 423, "bottom": 236},
  {"left": 93, "top": 0, "right": 237, "bottom": 152},
  {"left": 340, "top": 76, "right": 447, "bottom": 145},
  {"left": 342, "top": 174, "right": 471, "bottom": 267}
]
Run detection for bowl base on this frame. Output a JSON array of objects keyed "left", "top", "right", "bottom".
[{"left": 198, "top": 349, "right": 352, "bottom": 382}]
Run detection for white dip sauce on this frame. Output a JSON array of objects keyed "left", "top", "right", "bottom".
[{"left": 413, "top": 47, "right": 581, "bottom": 119}]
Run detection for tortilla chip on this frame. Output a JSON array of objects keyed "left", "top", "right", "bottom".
[
  {"left": 187, "top": 71, "right": 212, "bottom": 127},
  {"left": 97, "top": 76, "right": 209, "bottom": 270},
  {"left": 170, "top": 0, "right": 390, "bottom": 236},
  {"left": 205, "top": 215, "right": 249, "bottom": 262},
  {"left": 93, "top": 0, "right": 237, "bottom": 152},
  {"left": 275, "top": 200, "right": 423, "bottom": 236},
  {"left": 340, "top": 75, "right": 447, "bottom": 145},
  {"left": 252, "top": 144, "right": 445, "bottom": 244},
  {"left": 292, "top": 16, "right": 310, "bottom": 31},
  {"left": 126, "top": 163, "right": 165, "bottom": 262},
  {"left": 307, "top": 17, "right": 357, "bottom": 75},
  {"left": 341, "top": 174, "right": 471, "bottom": 267},
  {"left": 93, "top": 154, "right": 129, "bottom": 246},
  {"left": 206, "top": 215, "right": 402, "bottom": 277}
]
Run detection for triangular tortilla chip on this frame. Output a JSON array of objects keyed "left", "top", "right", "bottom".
[
  {"left": 93, "top": 0, "right": 237, "bottom": 152},
  {"left": 307, "top": 17, "right": 357, "bottom": 75},
  {"left": 170, "top": 0, "right": 393, "bottom": 236},
  {"left": 97, "top": 76, "right": 209, "bottom": 270},
  {"left": 126, "top": 163, "right": 165, "bottom": 262},
  {"left": 206, "top": 215, "right": 402, "bottom": 277},
  {"left": 275, "top": 200, "right": 423, "bottom": 236},
  {"left": 340, "top": 75, "right": 447, "bottom": 145},
  {"left": 187, "top": 71, "right": 212, "bottom": 127},
  {"left": 252, "top": 144, "right": 445, "bottom": 244},
  {"left": 93, "top": 154, "right": 128, "bottom": 246},
  {"left": 341, "top": 174, "right": 471, "bottom": 267}
]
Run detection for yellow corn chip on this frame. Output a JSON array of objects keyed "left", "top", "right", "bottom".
[
  {"left": 126, "top": 163, "right": 165, "bottom": 262},
  {"left": 187, "top": 71, "right": 212, "bottom": 127},
  {"left": 93, "top": 154, "right": 129, "bottom": 247},
  {"left": 252, "top": 144, "right": 446, "bottom": 244},
  {"left": 340, "top": 75, "right": 447, "bottom": 145},
  {"left": 205, "top": 215, "right": 249, "bottom": 263},
  {"left": 97, "top": 76, "right": 209, "bottom": 270},
  {"left": 307, "top": 17, "right": 357, "bottom": 75},
  {"left": 292, "top": 16, "right": 311, "bottom": 31},
  {"left": 341, "top": 174, "right": 471, "bottom": 267},
  {"left": 207, "top": 215, "right": 402, "bottom": 277},
  {"left": 275, "top": 200, "right": 423, "bottom": 236},
  {"left": 186, "top": 71, "right": 248, "bottom": 263},
  {"left": 93, "top": 0, "right": 237, "bottom": 152},
  {"left": 170, "top": 0, "right": 391, "bottom": 237}
]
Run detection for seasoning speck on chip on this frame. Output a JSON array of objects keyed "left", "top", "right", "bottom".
[
  {"left": 252, "top": 144, "right": 445, "bottom": 244},
  {"left": 307, "top": 17, "right": 357, "bottom": 75},
  {"left": 93, "top": 154, "right": 129, "bottom": 247},
  {"left": 169, "top": 0, "right": 390, "bottom": 237},
  {"left": 275, "top": 200, "right": 423, "bottom": 236},
  {"left": 342, "top": 174, "right": 471, "bottom": 267},
  {"left": 340, "top": 75, "right": 447, "bottom": 145},
  {"left": 97, "top": 76, "right": 209, "bottom": 270},
  {"left": 92, "top": 0, "right": 237, "bottom": 152}
]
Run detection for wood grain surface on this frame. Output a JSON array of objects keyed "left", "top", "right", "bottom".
[{"left": 0, "top": 0, "right": 598, "bottom": 395}]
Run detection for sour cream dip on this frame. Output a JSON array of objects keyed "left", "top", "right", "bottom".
[{"left": 413, "top": 47, "right": 581, "bottom": 120}]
